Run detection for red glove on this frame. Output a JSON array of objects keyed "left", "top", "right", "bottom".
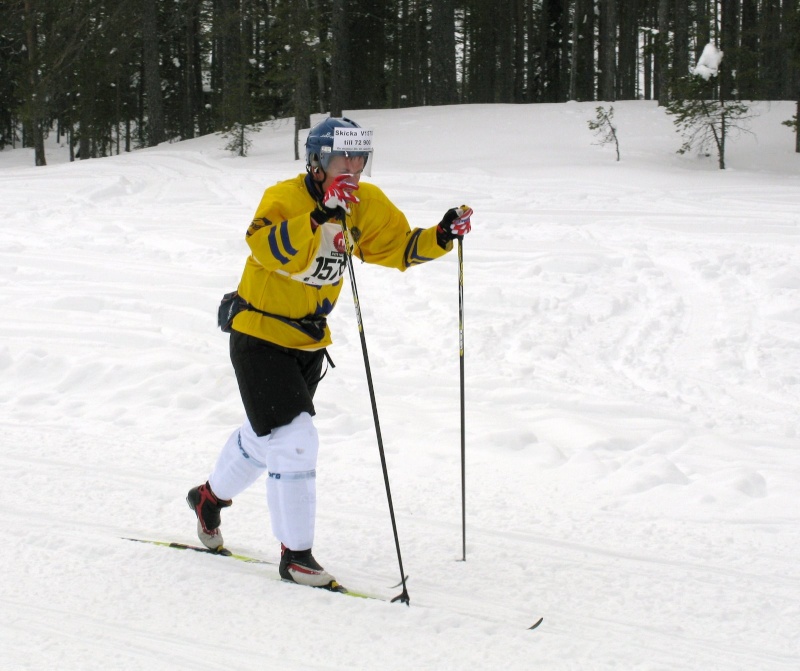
[
  {"left": 437, "top": 205, "right": 473, "bottom": 243},
  {"left": 323, "top": 173, "right": 360, "bottom": 213}
]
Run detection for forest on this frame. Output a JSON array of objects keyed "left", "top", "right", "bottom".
[{"left": 2, "top": 0, "right": 799, "bottom": 165}]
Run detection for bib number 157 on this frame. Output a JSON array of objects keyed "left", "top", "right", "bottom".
[{"left": 309, "top": 254, "right": 346, "bottom": 282}]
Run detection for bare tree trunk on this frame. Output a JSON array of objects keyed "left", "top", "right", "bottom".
[
  {"left": 79, "top": 96, "right": 91, "bottom": 159},
  {"left": 513, "top": 0, "right": 526, "bottom": 101},
  {"left": 466, "top": 0, "right": 497, "bottom": 103},
  {"left": 142, "top": 0, "right": 165, "bottom": 145},
  {"left": 740, "top": 0, "right": 759, "bottom": 99},
  {"left": 644, "top": 28, "right": 652, "bottom": 100},
  {"left": 560, "top": 0, "right": 571, "bottom": 101},
  {"left": 116, "top": 77, "right": 121, "bottom": 154},
  {"left": 23, "top": 0, "right": 46, "bottom": 166},
  {"left": 577, "top": 0, "right": 595, "bottom": 101},
  {"left": 219, "top": 0, "right": 243, "bottom": 131},
  {"left": 311, "top": 0, "right": 327, "bottom": 112},
  {"left": 569, "top": 0, "right": 579, "bottom": 100},
  {"left": 540, "top": 0, "right": 564, "bottom": 103},
  {"left": 781, "top": 0, "right": 796, "bottom": 99},
  {"left": 616, "top": 0, "right": 636, "bottom": 99},
  {"left": 430, "top": 0, "right": 457, "bottom": 105},
  {"left": 695, "top": 0, "right": 711, "bottom": 51},
  {"left": 182, "top": 0, "right": 198, "bottom": 139},
  {"left": 413, "top": 2, "right": 427, "bottom": 104},
  {"left": 796, "top": 98, "right": 800, "bottom": 153},
  {"left": 191, "top": 6, "right": 207, "bottom": 135},
  {"left": 330, "top": 0, "right": 349, "bottom": 116},
  {"left": 760, "top": 0, "right": 783, "bottom": 98},
  {"left": 718, "top": 66, "right": 727, "bottom": 169},
  {"left": 720, "top": 0, "right": 738, "bottom": 100},
  {"left": 673, "top": 0, "right": 689, "bottom": 79},
  {"left": 656, "top": 0, "right": 669, "bottom": 106},
  {"left": 495, "top": 3, "right": 514, "bottom": 102},
  {"left": 293, "top": 0, "right": 311, "bottom": 160},
  {"left": 599, "top": 0, "right": 616, "bottom": 101}
]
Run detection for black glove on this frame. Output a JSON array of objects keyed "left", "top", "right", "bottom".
[
  {"left": 311, "top": 204, "right": 342, "bottom": 227},
  {"left": 436, "top": 205, "right": 473, "bottom": 247}
]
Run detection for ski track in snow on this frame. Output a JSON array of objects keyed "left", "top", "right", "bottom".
[{"left": 1, "top": 102, "right": 799, "bottom": 670}]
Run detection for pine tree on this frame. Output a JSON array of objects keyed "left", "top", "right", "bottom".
[
  {"left": 587, "top": 105, "right": 620, "bottom": 161},
  {"left": 667, "top": 46, "right": 756, "bottom": 170}
]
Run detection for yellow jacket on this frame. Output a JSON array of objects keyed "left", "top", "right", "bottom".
[{"left": 232, "top": 173, "right": 451, "bottom": 350}]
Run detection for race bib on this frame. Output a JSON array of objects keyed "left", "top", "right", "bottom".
[{"left": 283, "top": 223, "right": 348, "bottom": 286}]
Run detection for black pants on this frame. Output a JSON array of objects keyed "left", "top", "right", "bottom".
[{"left": 230, "top": 330, "right": 326, "bottom": 437}]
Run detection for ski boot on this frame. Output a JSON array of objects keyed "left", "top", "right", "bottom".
[
  {"left": 186, "top": 481, "right": 231, "bottom": 551},
  {"left": 279, "top": 544, "right": 344, "bottom": 591}
]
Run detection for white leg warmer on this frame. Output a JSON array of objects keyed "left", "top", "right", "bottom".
[
  {"left": 208, "top": 419, "right": 268, "bottom": 501},
  {"left": 264, "top": 412, "right": 319, "bottom": 551},
  {"left": 206, "top": 412, "right": 320, "bottom": 551}
]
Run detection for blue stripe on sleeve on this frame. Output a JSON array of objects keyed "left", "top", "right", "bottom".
[
  {"left": 279, "top": 220, "right": 298, "bottom": 256},
  {"left": 404, "top": 229, "right": 435, "bottom": 268},
  {"left": 268, "top": 226, "right": 290, "bottom": 265}
]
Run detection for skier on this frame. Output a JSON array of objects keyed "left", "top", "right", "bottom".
[{"left": 187, "top": 116, "right": 472, "bottom": 590}]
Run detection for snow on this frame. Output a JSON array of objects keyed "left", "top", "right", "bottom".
[
  {"left": 1, "top": 101, "right": 799, "bottom": 670},
  {"left": 693, "top": 43, "right": 723, "bottom": 80}
]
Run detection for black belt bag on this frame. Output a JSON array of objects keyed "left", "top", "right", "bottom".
[
  {"left": 217, "top": 291, "right": 249, "bottom": 333},
  {"left": 217, "top": 291, "right": 327, "bottom": 342}
]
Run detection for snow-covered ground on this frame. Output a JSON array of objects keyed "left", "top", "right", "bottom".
[{"left": 1, "top": 101, "right": 798, "bottom": 670}]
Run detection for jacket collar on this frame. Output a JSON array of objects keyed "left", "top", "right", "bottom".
[{"left": 304, "top": 172, "right": 324, "bottom": 205}]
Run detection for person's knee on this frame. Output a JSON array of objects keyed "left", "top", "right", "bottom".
[
  {"left": 265, "top": 412, "right": 319, "bottom": 473},
  {"left": 237, "top": 418, "right": 271, "bottom": 467}
]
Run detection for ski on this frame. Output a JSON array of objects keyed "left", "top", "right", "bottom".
[
  {"left": 123, "top": 537, "right": 385, "bottom": 600},
  {"left": 124, "top": 538, "right": 540, "bottom": 627},
  {"left": 124, "top": 537, "right": 276, "bottom": 565}
]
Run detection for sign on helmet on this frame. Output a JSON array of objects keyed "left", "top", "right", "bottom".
[{"left": 306, "top": 117, "right": 374, "bottom": 177}]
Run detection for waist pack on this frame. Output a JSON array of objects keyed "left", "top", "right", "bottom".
[{"left": 217, "top": 291, "right": 327, "bottom": 342}]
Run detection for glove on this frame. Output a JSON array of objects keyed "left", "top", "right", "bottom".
[
  {"left": 311, "top": 174, "right": 361, "bottom": 228},
  {"left": 323, "top": 173, "right": 360, "bottom": 212},
  {"left": 436, "top": 205, "right": 473, "bottom": 247}
]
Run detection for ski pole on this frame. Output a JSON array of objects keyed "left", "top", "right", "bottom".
[
  {"left": 458, "top": 236, "right": 466, "bottom": 562},
  {"left": 339, "top": 216, "right": 410, "bottom": 605}
]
